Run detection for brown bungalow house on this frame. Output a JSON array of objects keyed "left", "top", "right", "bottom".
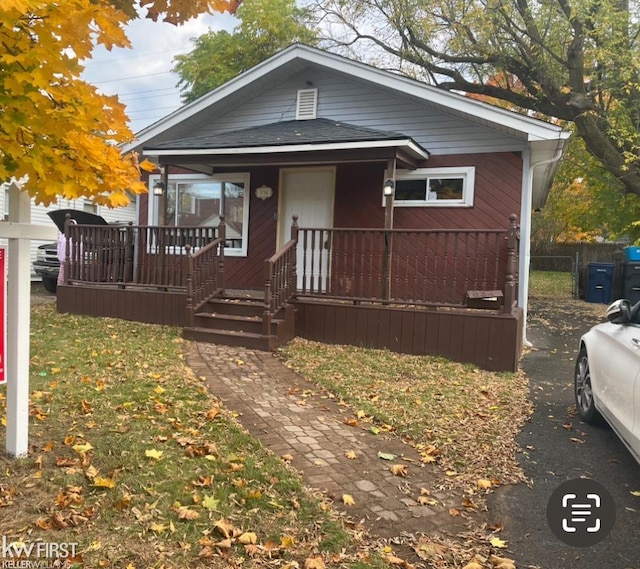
[{"left": 57, "top": 44, "right": 570, "bottom": 372}]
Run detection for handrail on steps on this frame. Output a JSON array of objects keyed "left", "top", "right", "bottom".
[
  {"left": 263, "top": 215, "right": 299, "bottom": 336},
  {"left": 185, "top": 218, "right": 226, "bottom": 328}
]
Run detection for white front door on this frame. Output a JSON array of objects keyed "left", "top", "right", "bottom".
[{"left": 280, "top": 168, "right": 334, "bottom": 292}]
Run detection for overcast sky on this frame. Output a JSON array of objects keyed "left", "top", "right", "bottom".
[{"left": 81, "top": 11, "right": 238, "bottom": 135}]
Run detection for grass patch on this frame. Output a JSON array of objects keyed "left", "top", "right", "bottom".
[
  {"left": 529, "top": 270, "right": 574, "bottom": 299},
  {"left": 277, "top": 340, "right": 530, "bottom": 490},
  {"left": 0, "top": 305, "right": 386, "bottom": 569}
]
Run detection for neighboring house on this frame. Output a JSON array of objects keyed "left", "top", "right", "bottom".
[
  {"left": 0, "top": 182, "right": 137, "bottom": 278},
  {"left": 57, "top": 44, "right": 570, "bottom": 371}
]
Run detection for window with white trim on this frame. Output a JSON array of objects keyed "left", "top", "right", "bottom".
[
  {"left": 151, "top": 173, "right": 250, "bottom": 256},
  {"left": 393, "top": 167, "right": 475, "bottom": 207}
]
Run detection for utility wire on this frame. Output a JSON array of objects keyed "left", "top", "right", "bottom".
[{"left": 90, "top": 70, "right": 174, "bottom": 85}]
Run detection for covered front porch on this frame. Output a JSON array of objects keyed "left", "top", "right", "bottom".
[{"left": 56, "top": 214, "right": 522, "bottom": 371}]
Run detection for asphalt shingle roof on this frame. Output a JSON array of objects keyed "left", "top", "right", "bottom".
[{"left": 145, "top": 118, "right": 421, "bottom": 151}]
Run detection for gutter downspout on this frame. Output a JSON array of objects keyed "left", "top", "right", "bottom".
[{"left": 520, "top": 141, "right": 565, "bottom": 347}]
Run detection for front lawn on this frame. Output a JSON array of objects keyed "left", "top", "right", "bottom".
[
  {"left": 278, "top": 340, "right": 531, "bottom": 491},
  {"left": 0, "top": 305, "right": 384, "bottom": 569}
]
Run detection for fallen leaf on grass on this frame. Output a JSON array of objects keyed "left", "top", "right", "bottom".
[
  {"left": 176, "top": 506, "right": 200, "bottom": 520},
  {"left": 386, "top": 554, "right": 413, "bottom": 567},
  {"left": 145, "top": 449, "right": 163, "bottom": 460},
  {"left": 201, "top": 495, "right": 219, "bottom": 511},
  {"left": 72, "top": 442, "right": 93, "bottom": 455},
  {"left": 93, "top": 476, "right": 116, "bottom": 489},
  {"left": 304, "top": 555, "right": 326, "bottom": 569},
  {"left": 214, "top": 518, "right": 234, "bottom": 538},
  {"left": 462, "top": 562, "right": 484, "bottom": 569},
  {"left": 205, "top": 407, "right": 220, "bottom": 420},
  {"left": 215, "top": 538, "right": 232, "bottom": 550},
  {"left": 238, "top": 532, "right": 257, "bottom": 545},
  {"left": 114, "top": 493, "right": 132, "bottom": 510},
  {"left": 342, "top": 494, "right": 355, "bottom": 505},
  {"left": 477, "top": 478, "right": 493, "bottom": 490}
]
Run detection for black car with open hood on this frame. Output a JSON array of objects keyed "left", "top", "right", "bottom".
[{"left": 33, "top": 210, "right": 112, "bottom": 294}]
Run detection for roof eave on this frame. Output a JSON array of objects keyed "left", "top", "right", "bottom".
[{"left": 145, "top": 138, "right": 430, "bottom": 161}]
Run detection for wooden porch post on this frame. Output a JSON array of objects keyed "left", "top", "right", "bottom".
[
  {"left": 503, "top": 214, "right": 519, "bottom": 313},
  {"left": 217, "top": 215, "right": 226, "bottom": 293},
  {"left": 63, "top": 213, "right": 72, "bottom": 284},
  {"left": 184, "top": 244, "right": 195, "bottom": 328},
  {"left": 263, "top": 257, "right": 273, "bottom": 337},
  {"left": 290, "top": 214, "right": 299, "bottom": 297},
  {"left": 382, "top": 158, "right": 396, "bottom": 301}
]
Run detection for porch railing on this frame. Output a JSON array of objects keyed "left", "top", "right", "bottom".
[
  {"left": 185, "top": 219, "right": 226, "bottom": 327},
  {"left": 263, "top": 216, "right": 299, "bottom": 335},
  {"left": 64, "top": 222, "right": 220, "bottom": 288},
  {"left": 295, "top": 214, "right": 518, "bottom": 310}
]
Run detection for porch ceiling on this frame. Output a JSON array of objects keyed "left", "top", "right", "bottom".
[{"left": 144, "top": 118, "right": 430, "bottom": 170}]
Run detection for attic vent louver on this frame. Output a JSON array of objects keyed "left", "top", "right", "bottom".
[{"left": 296, "top": 88, "right": 317, "bottom": 120}]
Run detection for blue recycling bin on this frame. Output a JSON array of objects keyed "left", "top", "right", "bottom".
[{"left": 586, "top": 262, "right": 615, "bottom": 304}]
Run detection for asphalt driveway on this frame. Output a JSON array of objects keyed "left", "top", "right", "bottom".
[{"left": 488, "top": 298, "right": 640, "bottom": 569}]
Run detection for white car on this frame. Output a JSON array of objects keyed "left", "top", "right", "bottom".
[{"left": 575, "top": 299, "right": 640, "bottom": 463}]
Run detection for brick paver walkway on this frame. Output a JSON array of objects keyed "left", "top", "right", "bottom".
[{"left": 186, "top": 342, "right": 480, "bottom": 543}]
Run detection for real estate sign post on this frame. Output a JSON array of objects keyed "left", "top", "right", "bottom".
[
  {"left": 0, "top": 248, "right": 5, "bottom": 385},
  {"left": 1, "top": 182, "right": 58, "bottom": 456}
]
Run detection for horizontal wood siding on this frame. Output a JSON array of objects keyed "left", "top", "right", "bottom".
[
  {"left": 333, "top": 157, "right": 522, "bottom": 232},
  {"left": 57, "top": 285, "right": 185, "bottom": 327},
  {"left": 294, "top": 300, "right": 523, "bottom": 372},
  {"left": 187, "top": 69, "right": 525, "bottom": 155}
]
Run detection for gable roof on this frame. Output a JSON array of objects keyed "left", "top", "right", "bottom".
[
  {"left": 126, "top": 43, "right": 569, "bottom": 209},
  {"left": 127, "top": 44, "right": 567, "bottom": 150}
]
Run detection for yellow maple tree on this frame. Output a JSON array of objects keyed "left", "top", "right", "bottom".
[{"left": 0, "top": 0, "right": 239, "bottom": 206}]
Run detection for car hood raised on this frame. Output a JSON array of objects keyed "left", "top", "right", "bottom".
[{"left": 47, "top": 209, "right": 110, "bottom": 233}]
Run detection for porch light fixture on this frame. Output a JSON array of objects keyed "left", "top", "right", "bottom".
[
  {"left": 153, "top": 181, "right": 165, "bottom": 196},
  {"left": 383, "top": 178, "right": 395, "bottom": 196}
]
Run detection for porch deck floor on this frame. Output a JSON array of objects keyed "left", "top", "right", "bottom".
[{"left": 186, "top": 341, "right": 482, "bottom": 550}]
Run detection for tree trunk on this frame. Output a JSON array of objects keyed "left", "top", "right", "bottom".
[{"left": 574, "top": 114, "right": 640, "bottom": 198}]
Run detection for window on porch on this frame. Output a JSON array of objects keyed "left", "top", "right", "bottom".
[
  {"left": 393, "top": 167, "right": 475, "bottom": 207},
  {"left": 154, "top": 173, "right": 250, "bottom": 256}
]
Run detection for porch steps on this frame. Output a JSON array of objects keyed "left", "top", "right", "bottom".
[{"left": 183, "top": 293, "right": 295, "bottom": 351}]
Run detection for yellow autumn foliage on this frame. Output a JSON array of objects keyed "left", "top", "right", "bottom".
[{"left": 0, "top": 0, "right": 239, "bottom": 206}]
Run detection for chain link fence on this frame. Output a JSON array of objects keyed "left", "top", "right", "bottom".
[{"left": 529, "top": 255, "right": 578, "bottom": 299}]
